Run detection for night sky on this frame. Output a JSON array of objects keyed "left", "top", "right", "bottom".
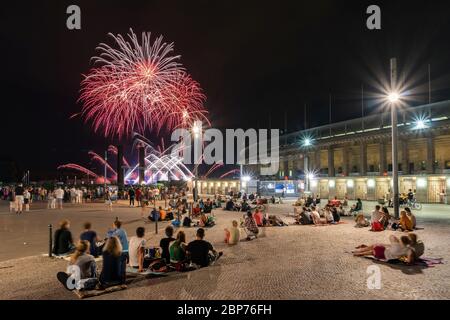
[{"left": 2, "top": 0, "right": 450, "bottom": 181}]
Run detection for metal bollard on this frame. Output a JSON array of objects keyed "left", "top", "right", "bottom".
[{"left": 48, "top": 224, "right": 53, "bottom": 258}]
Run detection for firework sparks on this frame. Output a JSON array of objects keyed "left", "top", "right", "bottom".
[{"left": 79, "top": 29, "right": 208, "bottom": 138}]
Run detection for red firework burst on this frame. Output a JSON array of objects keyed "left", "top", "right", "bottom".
[{"left": 79, "top": 28, "right": 208, "bottom": 138}]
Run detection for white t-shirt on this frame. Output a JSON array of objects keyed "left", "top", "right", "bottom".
[
  {"left": 128, "top": 236, "right": 146, "bottom": 267},
  {"left": 54, "top": 189, "right": 64, "bottom": 199},
  {"left": 371, "top": 210, "right": 383, "bottom": 223},
  {"left": 384, "top": 243, "right": 408, "bottom": 260},
  {"left": 311, "top": 211, "right": 321, "bottom": 224}
]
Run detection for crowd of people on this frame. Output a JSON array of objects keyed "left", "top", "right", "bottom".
[{"left": 55, "top": 217, "right": 223, "bottom": 291}]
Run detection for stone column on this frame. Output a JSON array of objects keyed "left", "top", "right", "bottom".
[
  {"left": 342, "top": 145, "right": 350, "bottom": 176},
  {"left": 401, "top": 139, "right": 409, "bottom": 174},
  {"left": 328, "top": 146, "right": 335, "bottom": 177},
  {"left": 315, "top": 149, "right": 321, "bottom": 172},
  {"left": 359, "top": 141, "right": 367, "bottom": 176},
  {"left": 426, "top": 136, "right": 435, "bottom": 174},
  {"left": 379, "top": 140, "right": 387, "bottom": 175}
]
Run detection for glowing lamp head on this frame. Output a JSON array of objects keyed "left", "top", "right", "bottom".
[
  {"left": 415, "top": 120, "right": 426, "bottom": 129},
  {"left": 303, "top": 138, "right": 312, "bottom": 147},
  {"left": 241, "top": 175, "right": 251, "bottom": 182},
  {"left": 388, "top": 92, "right": 400, "bottom": 103},
  {"left": 307, "top": 173, "right": 315, "bottom": 180}
]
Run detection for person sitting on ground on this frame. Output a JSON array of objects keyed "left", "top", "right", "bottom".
[
  {"left": 405, "top": 207, "right": 416, "bottom": 229},
  {"left": 149, "top": 207, "right": 159, "bottom": 221},
  {"left": 159, "top": 206, "right": 167, "bottom": 221},
  {"left": 380, "top": 207, "right": 391, "bottom": 230},
  {"left": 57, "top": 240, "right": 98, "bottom": 291},
  {"left": 324, "top": 206, "right": 335, "bottom": 224},
  {"left": 350, "top": 198, "right": 363, "bottom": 214},
  {"left": 392, "top": 210, "right": 413, "bottom": 232},
  {"left": 352, "top": 235, "right": 413, "bottom": 263},
  {"left": 331, "top": 206, "right": 340, "bottom": 223},
  {"left": 244, "top": 211, "right": 259, "bottom": 239},
  {"left": 311, "top": 206, "right": 327, "bottom": 225},
  {"left": 169, "top": 231, "right": 187, "bottom": 264},
  {"left": 342, "top": 196, "right": 349, "bottom": 208},
  {"left": 224, "top": 220, "right": 240, "bottom": 245},
  {"left": 186, "top": 228, "right": 223, "bottom": 267},
  {"left": 80, "top": 222, "right": 100, "bottom": 257},
  {"left": 107, "top": 219, "right": 129, "bottom": 258},
  {"left": 169, "top": 198, "right": 177, "bottom": 209},
  {"left": 160, "top": 226, "right": 175, "bottom": 264},
  {"left": 240, "top": 200, "right": 250, "bottom": 212},
  {"left": 253, "top": 208, "right": 264, "bottom": 227},
  {"left": 296, "top": 207, "right": 313, "bottom": 225},
  {"left": 354, "top": 213, "right": 370, "bottom": 228},
  {"left": 225, "top": 198, "right": 234, "bottom": 211},
  {"left": 370, "top": 205, "right": 384, "bottom": 231},
  {"left": 128, "top": 227, "right": 146, "bottom": 272},
  {"left": 337, "top": 205, "right": 347, "bottom": 217},
  {"left": 203, "top": 199, "right": 213, "bottom": 213},
  {"left": 99, "top": 236, "right": 126, "bottom": 288},
  {"left": 192, "top": 203, "right": 201, "bottom": 216},
  {"left": 330, "top": 196, "right": 341, "bottom": 207},
  {"left": 406, "top": 233, "right": 424, "bottom": 262},
  {"left": 53, "top": 219, "right": 75, "bottom": 256}
]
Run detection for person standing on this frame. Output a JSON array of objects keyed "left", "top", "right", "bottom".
[
  {"left": 14, "top": 183, "right": 25, "bottom": 214},
  {"left": 8, "top": 187, "right": 16, "bottom": 213},
  {"left": 23, "top": 188, "right": 31, "bottom": 212},
  {"left": 128, "top": 188, "right": 135, "bottom": 207},
  {"left": 54, "top": 186, "right": 65, "bottom": 209}
]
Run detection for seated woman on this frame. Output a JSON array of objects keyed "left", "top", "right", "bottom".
[
  {"left": 53, "top": 219, "right": 75, "bottom": 256},
  {"left": 57, "top": 240, "right": 98, "bottom": 291},
  {"left": 296, "top": 207, "right": 313, "bottom": 225},
  {"left": 224, "top": 220, "right": 240, "bottom": 245},
  {"left": 192, "top": 203, "right": 201, "bottom": 216},
  {"left": 380, "top": 207, "right": 391, "bottom": 229},
  {"left": 404, "top": 207, "right": 416, "bottom": 229},
  {"left": 225, "top": 199, "right": 234, "bottom": 211},
  {"left": 311, "top": 206, "right": 327, "bottom": 225},
  {"left": 241, "top": 200, "right": 251, "bottom": 212},
  {"left": 159, "top": 206, "right": 167, "bottom": 221},
  {"left": 331, "top": 206, "right": 340, "bottom": 223},
  {"left": 253, "top": 208, "right": 264, "bottom": 227},
  {"left": 169, "top": 231, "right": 187, "bottom": 265},
  {"left": 406, "top": 233, "right": 424, "bottom": 262},
  {"left": 99, "top": 236, "right": 126, "bottom": 288},
  {"left": 354, "top": 213, "right": 370, "bottom": 228},
  {"left": 392, "top": 210, "right": 413, "bottom": 231},
  {"left": 350, "top": 198, "right": 363, "bottom": 215},
  {"left": 244, "top": 211, "right": 259, "bottom": 240},
  {"left": 352, "top": 235, "right": 413, "bottom": 262},
  {"left": 323, "top": 206, "right": 335, "bottom": 224}
]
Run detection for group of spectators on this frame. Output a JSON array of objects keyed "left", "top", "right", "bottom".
[{"left": 55, "top": 218, "right": 222, "bottom": 291}]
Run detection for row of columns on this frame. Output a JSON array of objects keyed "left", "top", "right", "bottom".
[{"left": 283, "top": 135, "right": 436, "bottom": 177}]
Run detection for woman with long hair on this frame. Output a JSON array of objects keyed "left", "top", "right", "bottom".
[
  {"left": 52, "top": 220, "right": 74, "bottom": 255},
  {"left": 57, "top": 240, "right": 98, "bottom": 291},
  {"left": 99, "top": 236, "right": 126, "bottom": 287},
  {"left": 169, "top": 231, "right": 187, "bottom": 264}
]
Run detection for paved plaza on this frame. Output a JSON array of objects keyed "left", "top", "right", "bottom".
[{"left": 0, "top": 199, "right": 449, "bottom": 300}]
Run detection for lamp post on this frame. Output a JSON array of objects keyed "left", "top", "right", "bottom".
[
  {"left": 192, "top": 121, "right": 202, "bottom": 202},
  {"left": 389, "top": 57, "right": 400, "bottom": 219},
  {"left": 104, "top": 150, "right": 108, "bottom": 193}
]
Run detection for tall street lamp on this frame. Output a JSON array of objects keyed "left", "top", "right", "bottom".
[
  {"left": 389, "top": 58, "right": 400, "bottom": 219},
  {"left": 192, "top": 121, "right": 202, "bottom": 202}
]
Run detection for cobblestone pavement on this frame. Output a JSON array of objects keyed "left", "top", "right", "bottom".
[{"left": 0, "top": 199, "right": 449, "bottom": 299}]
